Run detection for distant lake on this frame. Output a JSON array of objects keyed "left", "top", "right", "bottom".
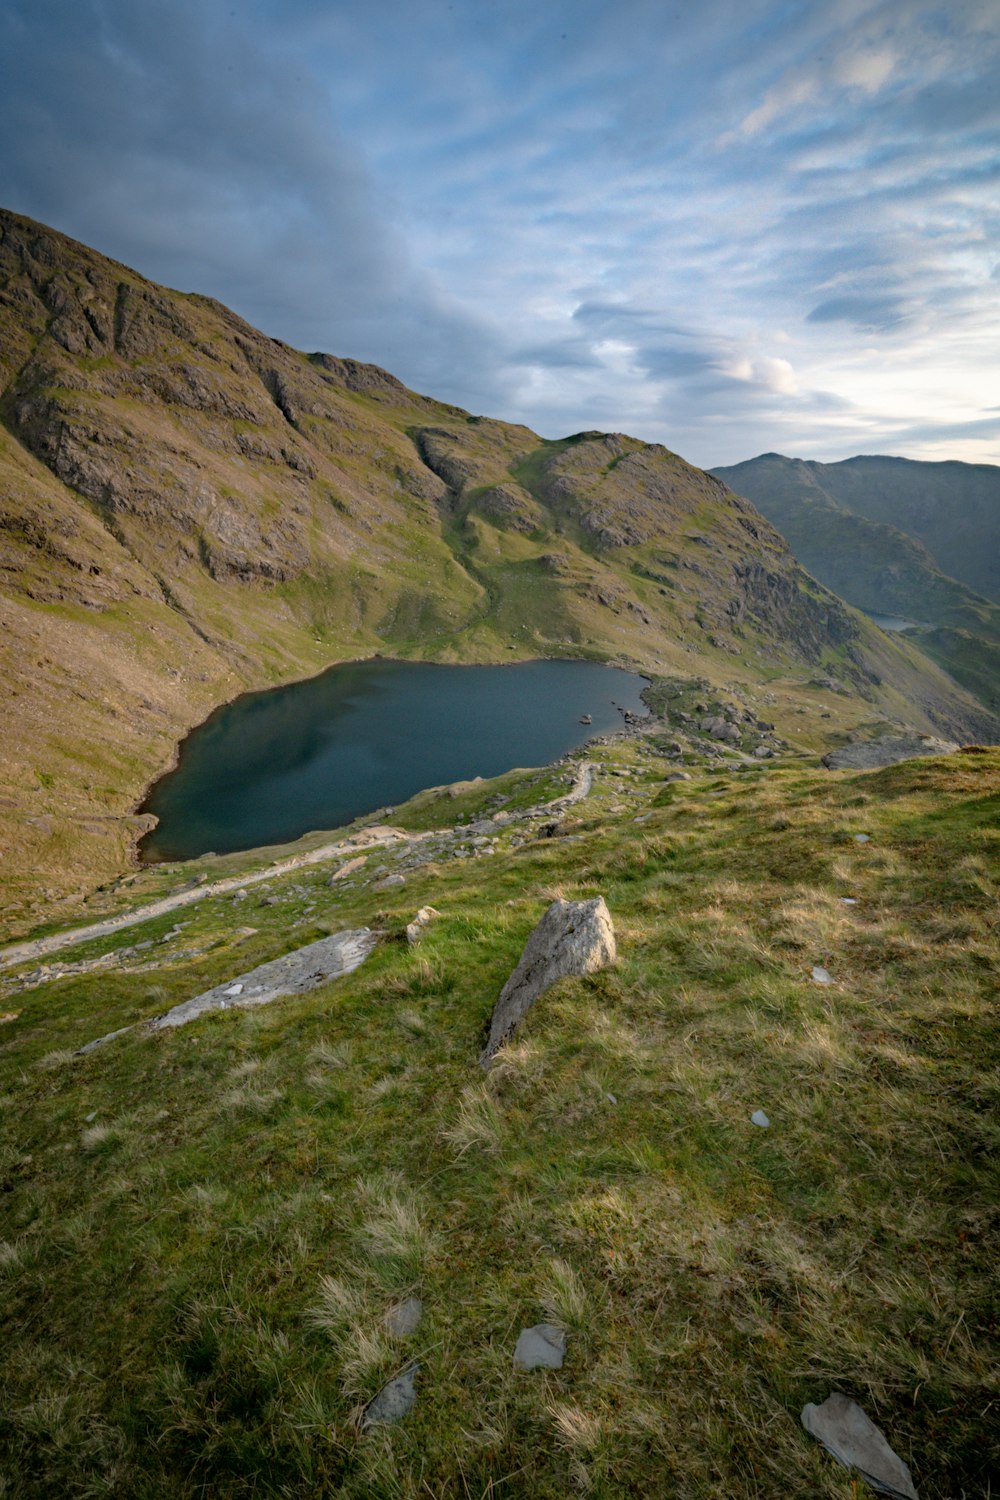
[
  {"left": 139, "top": 657, "right": 648, "bottom": 862},
  {"left": 866, "top": 612, "right": 921, "bottom": 632}
]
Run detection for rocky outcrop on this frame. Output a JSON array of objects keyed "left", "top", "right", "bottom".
[
  {"left": 481, "top": 897, "right": 616, "bottom": 1065},
  {"left": 822, "top": 735, "right": 958, "bottom": 770}
]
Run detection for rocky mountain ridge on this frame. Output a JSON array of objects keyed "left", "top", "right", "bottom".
[
  {"left": 713, "top": 451, "right": 1000, "bottom": 711},
  {"left": 1, "top": 207, "right": 995, "bottom": 928}
]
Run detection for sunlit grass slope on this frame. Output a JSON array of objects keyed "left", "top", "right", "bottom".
[{"left": 1, "top": 744, "right": 997, "bottom": 1497}]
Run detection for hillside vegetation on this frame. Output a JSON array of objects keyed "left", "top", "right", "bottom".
[
  {"left": 1, "top": 208, "right": 995, "bottom": 930},
  {"left": 713, "top": 453, "right": 1000, "bottom": 712},
  {"left": 1, "top": 735, "right": 997, "bottom": 1497}
]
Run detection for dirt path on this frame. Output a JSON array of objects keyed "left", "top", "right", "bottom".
[
  {"left": 0, "top": 825, "right": 419, "bottom": 973},
  {"left": 0, "top": 762, "right": 600, "bottom": 973}
]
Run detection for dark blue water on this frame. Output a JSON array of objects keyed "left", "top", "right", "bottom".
[{"left": 139, "top": 657, "right": 648, "bottom": 861}]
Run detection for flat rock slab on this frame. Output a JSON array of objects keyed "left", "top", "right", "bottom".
[
  {"left": 481, "top": 897, "right": 615, "bottom": 1065},
  {"left": 385, "top": 1296, "right": 423, "bottom": 1337},
  {"left": 362, "top": 1363, "right": 419, "bottom": 1428},
  {"left": 77, "top": 930, "right": 375, "bottom": 1053},
  {"left": 514, "top": 1323, "right": 566, "bottom": 1371},
  {"left": 802, "top": 1393, "right": 918, "bottom": 1498},
  {"left": 823, "top": 735, "right": 957, "bottom": 771}
]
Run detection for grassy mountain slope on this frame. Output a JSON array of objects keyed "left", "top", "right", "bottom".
[
  {"left": 1, "top": 738, "right": 997, "bottom": 1497},
  {"left": 714, "top": 453, "right": 1000, "bottom": 710},
  {"left": 1, "top": 208, "right": 996, "bottom": 929}
]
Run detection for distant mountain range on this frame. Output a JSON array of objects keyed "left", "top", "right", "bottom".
[
  {"left": 713, "top": 453, "right": 1000, "bottom": 712},
  {"left": 1, "top": 208, "right": 996, "bottom": 923}
]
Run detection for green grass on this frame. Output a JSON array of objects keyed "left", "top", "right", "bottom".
[{"left": 1, "top": 745, "right": 997, "bottom": 1496}]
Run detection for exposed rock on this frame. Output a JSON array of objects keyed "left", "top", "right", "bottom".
[
  {"left": 406, "top": 906, "right": 440, "bottom": 945},
  {"left": 76, "top": 929, "right": 375, "bottom": 1051},
  {"left": 665, "top": 771, "right": 691, "bottom": 782},
  {"left": 374, "top": 872, "right": 406, "bottom": 891},
  {"left": 822, "top": 735, "right": 958, "bottom": 771},
  {"left": 385, "top": 1297, "right": 423, "bottom": 1337},
  {"left": 751, "top": 1109, "right": 770, "bottom": 1128},
  {"left": 362, "top": 1364, "right": 419, "bottom": 1428},
  {"left": 513, "top": 1324, "right": 566, "bottom": 1371},
  {"left": 481, "top": 897, "right": 616, "bottom": 1065},
  {"left": 329, "top": 856, "right": 366, "bottom": 883},
  {"left": 801, "top": 1393, "right": 918, "bottom": 1498}
]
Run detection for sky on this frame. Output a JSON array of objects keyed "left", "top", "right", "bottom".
[{"left": 2, "top": 0, "right": 998, "bottom": 468}]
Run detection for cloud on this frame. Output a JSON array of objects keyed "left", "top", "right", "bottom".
[{"left": 0, "top": 0, "right": 997, "bottom": 469}]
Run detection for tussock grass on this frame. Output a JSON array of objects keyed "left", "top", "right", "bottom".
[{"left": 0, "top": 749, "right": 998, "bottom": 1496}]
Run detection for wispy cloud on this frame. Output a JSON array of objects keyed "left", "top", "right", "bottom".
[{"left": 0, "top": 0, "right": 997, "bottom": 466}]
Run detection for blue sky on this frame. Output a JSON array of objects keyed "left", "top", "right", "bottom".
[{"left": 2, "top": 0, "right": 998, "bottom": 466}]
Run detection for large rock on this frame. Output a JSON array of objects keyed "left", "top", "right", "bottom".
[
  {"left": 480, "top": 897, "right": 615, "bottom": 1065},
  {"left": 822, "top": 735, "right": 958, "bottom": 771},
  {"left": 802, "top": 1393, "right": 918, "bottom": 1498},
  {"left": 76, "top": 929, "right": 375, "bottom": 1052}
]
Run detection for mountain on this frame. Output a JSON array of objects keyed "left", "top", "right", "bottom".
[
  {"left": 1, "top": 208, "right": 996, "bottom": 928},
  {"left": 713, "top": 453, "right": 1000, "bottom": 710}
]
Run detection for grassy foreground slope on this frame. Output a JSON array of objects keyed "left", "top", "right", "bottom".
[
  {"left": 1, "top": 738, "right": 997, "bottom": 1498},
  {"left": 2, "top": 208, "right": 995, "bottom": 930}
]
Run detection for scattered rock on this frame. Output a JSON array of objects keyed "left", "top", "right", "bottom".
[
  {"left": 406, "top": 906, "right": 440, "bottom": 945},
  {"left": 0, "top": 1012, "right": 19, "bottom": 1024},
  {"left": 811, "top": 965, "right": 832, "bottom": 985},
  {"left": 822, "top": 735, "right": 957, "bottom": 771},
  {"left": 751, "top": 1109, "right": 770, "bottom": 1128},
  {"left": 374, "top": 873, "right": 406, "bottom": 891},
  {"left": 77, "top": 929, "right": 376, "bottom": 1051},
  {"left": 329, "top": 856, "right": 366, "bottom": 883},
  {"left": 665, "top": 771, "right": 690, "bottom": 782},
  {"left": 385, "top": 1297, "right": 423, "bottom": 1337},
  {"left": 513, "top": 1323, "right": 566, "bottom": 1371},
  {"left": 362, "top": 1364, "right": 419, "bottom": 1428},
  {"left": 481, "top": 897, "right": 616, "bottom": 1066},
  {"left": 801, "top": 1392, "right": 918, "bottom": 1498},
  {"left": 753, "top": 746, "right": 772, "bottom": 759},
  {"left": 854, "top": 833, "right": 871, "bottom": 844},
  {"left": 841, "top": 897, "right": 858, "bottom": 905}
]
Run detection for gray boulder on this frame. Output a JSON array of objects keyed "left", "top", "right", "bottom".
[
  {"left": 481, "top": 897, "right": 616, "bottom": 1066},
  {"left": 513, "top": 1323, "right": 566, "bottom": 1371},
  {"left": 802, "top": 1393, "right": 918, "bottom": 1498},
  {"left": 362, "top": 1364, "right": 419, "bottom": 1428},
  {"left": 822, "top": 735, "right": 957, "bottom": 771},
  {"left": 385, "top": 1296, "right": 423, "bottom": 1337}
]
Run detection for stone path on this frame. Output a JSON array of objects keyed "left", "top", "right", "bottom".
[{"left": 0, "top": 765, "right": 599, "bottom": 974}]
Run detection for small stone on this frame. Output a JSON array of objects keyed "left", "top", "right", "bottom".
[
  {"left": 802, "top": 1392, "right": 918, "bottom": 1498},
  {"left": 607, "top": 1093, "right": 618, "bottom": 1105},
  {"left": 385, "top": 1296, "right": 423, "bottom": 1337},
  {"left": 224, "top": 983, "right": 244, "bottom": 996},
  {"left": 362, "top": 1363, "right": 419, "bottom": 1428},
  {"left": 84, "top": 1110, "right": 98, "bottom": 1123},
  {"left": 854, "top": 833, "right": 871, "bottom": 844},
  {"left": 665, "top": 771, "right": 690, "bottom": 782},
  {"left": 513, "top": 1323, "right": 566, "bottom": 1371},
  {"left": 841, "top": 897, "right": 858, "bottom": 905},
  {"left": 406, "top": 906, "right": 440, "bottom": 945},
  {"left": 751, "top": 1109, "right": 770, "bottom": 1128},
  {"left": 811, "top": 965, "right": 832, "bottom": 984},
  {"left": 374, "top": 873, "right": 406, "bottom": 891}
]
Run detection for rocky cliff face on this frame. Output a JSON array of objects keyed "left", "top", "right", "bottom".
[{"left": 1, "top": 207, "right": 995, "bottom": 928}]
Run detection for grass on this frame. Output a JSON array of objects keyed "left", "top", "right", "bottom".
[{"left": 0, "top": 745, "right": 998, "bottom": 1496}]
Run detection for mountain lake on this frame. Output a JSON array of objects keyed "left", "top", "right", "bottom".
[{"left": 139, "top": 657, "right": 649, "bottom": 861}]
